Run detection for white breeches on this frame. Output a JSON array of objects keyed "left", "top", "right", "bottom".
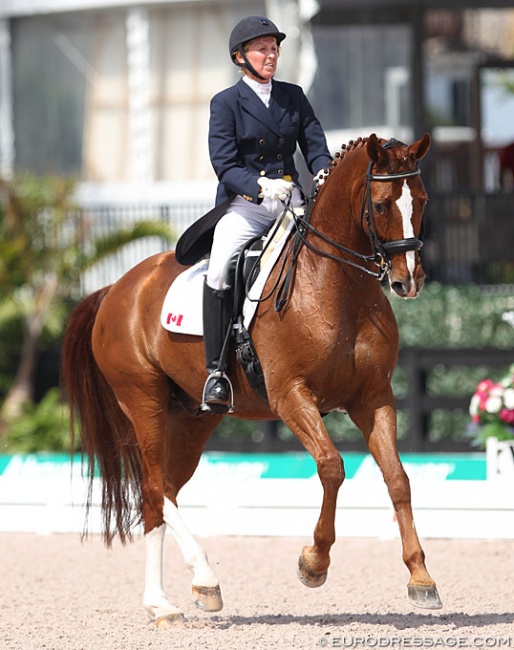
[{"left": 206, "top": 188, "right": 304, "bottom": 290}]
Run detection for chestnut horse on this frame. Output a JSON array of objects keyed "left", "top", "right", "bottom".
[{"left": 61, "top": 133, "right": 442, "bottom": 627}]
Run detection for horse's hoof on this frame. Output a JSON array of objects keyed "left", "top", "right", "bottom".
[
  {"left": 192, "top": 585, "right": 223, "bottom": 612},
  {"left": 297, "top": 555, "right": 327, "bottom": 588},
  {"left": 408, "top": 584, "right": 443, "bottom": 610},
  {"left": 155, "top": 613, "right": 186, "bottom": 629}
]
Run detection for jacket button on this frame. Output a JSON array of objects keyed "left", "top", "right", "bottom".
[
  {"left": 278, "top": 169, "right": 284, "bottom": 175},
  {"left": 259, "top": 139, "right": 265, "bottom": 145},
  {"left": 278, "top": 138, "right": 285, "bottom": 144},
  {"left": 277, "top": 153, "right": 283, "bottom": 160},
  {"left": 260, "top": 170, "right": 266, "bottom": 176},
  {"left": 259, "top": 155, "right": 264, "bottom": 161}
]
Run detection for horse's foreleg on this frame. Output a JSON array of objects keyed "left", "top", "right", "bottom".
[
  {"left": 277, "top": 390, "right": 345, "bottom": 588},
  {"left": 358, "top": 401, "right": 442, "bottom": 610},
  {"left": 298, "top": 450, "right": 345, "bottom": 588}
]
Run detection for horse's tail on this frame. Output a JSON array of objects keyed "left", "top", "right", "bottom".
[{"left": 61, "top": 287, "right": 142, "bottom": 546}]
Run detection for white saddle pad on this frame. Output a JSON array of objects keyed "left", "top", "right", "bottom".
[{"left": 161, "top": 208, "right": 299, "bottom": 336}]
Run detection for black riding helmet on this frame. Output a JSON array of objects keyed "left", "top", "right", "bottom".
[{"left": 229, "top": 16, "right": 286, "bottom": 80}]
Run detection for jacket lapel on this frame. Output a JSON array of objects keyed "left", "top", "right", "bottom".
[
  {"left": 269, "top": 81, "right": 288, "bottom": 127},
  {"left": 237, "top": 79, "right": 282, "bottom": 137}
]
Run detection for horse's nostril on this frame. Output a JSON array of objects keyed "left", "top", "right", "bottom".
[{"left": 391, "top": 281, "right": 408, "bottom": 297}]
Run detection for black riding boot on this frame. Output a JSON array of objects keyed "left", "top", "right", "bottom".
[{"left": 201, "top": 281, "right": 233, "bottom": 412}]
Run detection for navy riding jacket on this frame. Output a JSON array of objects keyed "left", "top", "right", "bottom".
[
  {"left": 175, "top": 77, "right": 331, "bottom": 265},
  {"left": 209, "top": 77, "right": 332, "bottom": 205}
]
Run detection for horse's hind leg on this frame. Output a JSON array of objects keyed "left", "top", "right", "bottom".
[
  {"left": 144, "top": 494, "right": 223, "bottom": 626},
  {"left": 356, "top": 400, "right": 442, "bottom": 610},
  {"left": 145, "top": 409, "right": 224, "bottom": 622},
  {"left": 112, "top": 379, "right": 222, "bottom": 625},
  {"left": 163, "top": 407, "right": 225, "bottom": 613},
  {"left": 144, "top": 523, "right": 185, "bottom": 627}
]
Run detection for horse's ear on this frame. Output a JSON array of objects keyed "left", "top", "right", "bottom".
[
  {"left": 366, "top": 133, "right": 387, "bottom": 166},
  {"left": 409, "top": 132, "right": 431, "bottom": 161}
]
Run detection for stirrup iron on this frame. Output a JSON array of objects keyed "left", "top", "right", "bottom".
[{"left": 201, "top": 371, "right": 234, "bottom": 414}]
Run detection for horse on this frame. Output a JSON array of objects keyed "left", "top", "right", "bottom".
[{"left": 61, "top": 133, "right": 442, "bottom": 628}]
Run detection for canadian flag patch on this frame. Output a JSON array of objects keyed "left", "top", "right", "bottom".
[{"left": 166, "top": 312, "right": 183, "bottom": 327}]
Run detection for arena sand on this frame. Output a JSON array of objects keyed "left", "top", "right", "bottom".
[{"left": 2, "top": 533, "right": 513, "bottom": 650}]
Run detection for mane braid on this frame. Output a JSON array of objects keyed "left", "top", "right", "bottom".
[
  {"left": 327, "top": 135, "right": 408, "bottom": 177},
  {"left": 326, "top": 136, "right": 369, "bottom": 175}
]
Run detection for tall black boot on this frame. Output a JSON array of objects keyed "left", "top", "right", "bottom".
[{"left": 201, "top": 281, "right": 233, "bottom": 413}]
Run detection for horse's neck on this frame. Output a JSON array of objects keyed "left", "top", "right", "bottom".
[
  {"left": 314, "top": 154, "right": 367, "bottom": 245},
  {"left": 295, "top": 226, "right": 382, "bottom": 315},
  {"left": 299, "top": 154, "right": 383, "bottom": 301},
  {"left": 306, "top": 159, "right": 371, "bottom": 263}
]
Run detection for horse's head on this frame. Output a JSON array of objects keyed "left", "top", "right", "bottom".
[
  {"left": 364, "top": 133, "right": 431, "bottom": 298},
  {"left": 295, "top": 133, "right": 430, "bottom": 304}
]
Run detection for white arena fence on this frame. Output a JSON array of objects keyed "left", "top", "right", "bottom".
[{"left": 0, "top": 439, "right": 512, "bottom": 539}]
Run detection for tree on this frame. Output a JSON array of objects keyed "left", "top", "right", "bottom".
[{"left": 0, "top": 173, "right": 175, "bottom": 426}]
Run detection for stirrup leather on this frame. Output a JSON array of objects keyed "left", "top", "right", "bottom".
[{"left": 201, "top": 371, "right": 234, "bottom": 414}]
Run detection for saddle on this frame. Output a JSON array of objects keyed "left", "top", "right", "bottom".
[
  {"left": 163, "top": 195, "right": 316, "bottom": 409},
  {"left": 162, "top": 205, "right": 299, "bottom": 406},
  {"left": 219, "top": 195, "right": 315, "bottom": 405}
]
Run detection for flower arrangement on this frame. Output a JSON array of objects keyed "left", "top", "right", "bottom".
[{"left": 468, "top": 364, "right": 514, "bottom": 447}]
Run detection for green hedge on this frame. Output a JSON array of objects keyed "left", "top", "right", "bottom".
[{"left": 392, "top": 283, "right": 514, "bottom": 348}]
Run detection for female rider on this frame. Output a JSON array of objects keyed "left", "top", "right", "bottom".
[{"left": 176, "top": 15, "right": 332, "bottom": 411}]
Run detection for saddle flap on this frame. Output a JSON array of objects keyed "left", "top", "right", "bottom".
[{"left": 161, "top": 207, "right": 298, "bottom": 336}]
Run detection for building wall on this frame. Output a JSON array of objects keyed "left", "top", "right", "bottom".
[
  {"left": 2, "top": 0, "right": 321, "bottom": 192},
  {"left": 2, "top": 2, "right": 514, "bottom": 196},
  {"left": 8, "top": 3, "right": 264, "bottom": 186}
]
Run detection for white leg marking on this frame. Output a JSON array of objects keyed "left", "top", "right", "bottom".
[
  {"left": 144, "top": 523, "right": 183, "bottom": 619},
  {"left": 163, "top": 497, "right": 219, "bottom": 588},
  {"left": 395, "top": 180, "right": 416, "bottom": 279}
]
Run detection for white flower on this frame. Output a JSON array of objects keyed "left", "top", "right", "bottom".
[
  {"left": 503, "top": 387, "right": 514, "bottom": 410},
  {"left": 469, "top": 394, "right": 480, "bottom": 416},
  {"left": 485, "top": 395, "right": 502, "bottom": 414}
]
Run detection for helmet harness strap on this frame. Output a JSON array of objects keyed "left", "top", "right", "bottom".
[{"left": 235, "top": 45, "right": 267, "bottom": 81}]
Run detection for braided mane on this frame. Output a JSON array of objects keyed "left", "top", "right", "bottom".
[
  {"left": 322, "top": 136, "right": 370, "bottom": 182},
  {"left": 332, "top": 136, "right": 370, "bottom": 166},
  {"left": 323, "top": 135, "right": 407, "bottom": 182}
]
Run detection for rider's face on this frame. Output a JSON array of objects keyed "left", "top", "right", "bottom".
[{"left": 237, "top": 36, "right": 280, "bottom": 83}]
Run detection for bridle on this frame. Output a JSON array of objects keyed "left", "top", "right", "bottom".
[
  {"left": 291, "top": 160, "right": 423, "bottom": 282},
  {"left": 363, "top": 163, "right": 423, "bottom": 272},
  {"left": 272, "top": 147, "right": 425, "bottom": 311}
]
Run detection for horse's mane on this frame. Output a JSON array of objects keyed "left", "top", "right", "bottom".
[
  {"left": 331, "top": 136, "right": 369, "bottom": 167},
  {"left": 316, "top": 136, "right": 370, "bottom": 189},
  {"left": 322, "top": 136, "right": 370, "bottom": 184},
  {"left": 324, "top": 135, "right": 407, "bottom": 182}
]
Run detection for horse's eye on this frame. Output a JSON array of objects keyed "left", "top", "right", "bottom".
[{"left": 373, "top": 202, "right": 386, "bottom": 215}]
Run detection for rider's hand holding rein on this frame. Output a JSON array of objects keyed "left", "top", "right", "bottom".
[{"left": 257, "top": 177, "right": 294, "bottom": 201}]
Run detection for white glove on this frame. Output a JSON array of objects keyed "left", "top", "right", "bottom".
[
  {"left": 257, "top": 177, "right": 294, "bottom": 201},
  {"left": 314, "top": 168, "right": 329, "bottom": 187}
]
